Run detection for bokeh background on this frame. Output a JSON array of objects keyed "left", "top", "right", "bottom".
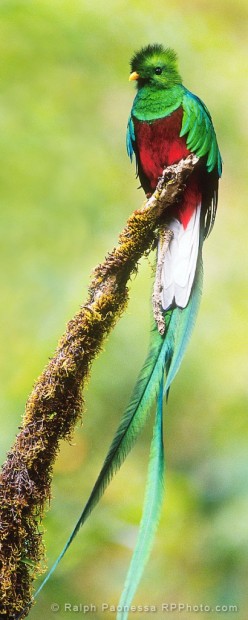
[{"left": 0, "top": 1, "right": 247, "bottom": 618}]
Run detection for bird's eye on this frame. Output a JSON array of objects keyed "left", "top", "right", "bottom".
[{"left": 154, "top": 67, "right": 162, "bottom": 75}]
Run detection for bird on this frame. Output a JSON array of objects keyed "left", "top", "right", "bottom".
[{"left": 31, "top": 44, "right": 222, "bottom": 620}]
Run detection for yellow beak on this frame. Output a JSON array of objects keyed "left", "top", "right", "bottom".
[{"left": 129, "top": 71, "right": 140, "bottom": 82}]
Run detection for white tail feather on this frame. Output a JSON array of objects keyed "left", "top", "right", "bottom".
[{"left": 160, "top": 204, "right": 201, "bottom": 310}]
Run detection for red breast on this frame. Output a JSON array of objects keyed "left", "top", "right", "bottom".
[{"left": 133, "top": 108, "right": 201, "bottom": 228}]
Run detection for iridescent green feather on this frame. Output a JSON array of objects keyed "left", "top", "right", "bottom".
[
  {"left": 117, "top": 376, "right": 165, "bottom": 620},
  {"left": 180, "top": 89, "right": 222, "bottom": 175}
]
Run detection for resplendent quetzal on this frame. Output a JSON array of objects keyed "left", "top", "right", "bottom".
[{"left": 32, "top": 45, "right": 221, "bottom": 620}]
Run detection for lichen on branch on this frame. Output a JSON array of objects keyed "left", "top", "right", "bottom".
[{"left": 0, "top": 154, "right": 198, "bottom": 619}]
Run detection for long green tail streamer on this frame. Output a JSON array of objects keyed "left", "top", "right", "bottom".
[{"left": 117, "top": 376, "right": 165, "bottom": 620}]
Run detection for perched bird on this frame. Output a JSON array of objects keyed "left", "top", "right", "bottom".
[
  {"left": 32, "top": 45, "right": 221, "bottom": 620},
  {"left": 127, "top": 43, "right": 221, "bottom": 315}
]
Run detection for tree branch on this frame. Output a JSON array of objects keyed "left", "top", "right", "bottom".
[{"left": 0, "top": 154, "right": 198, "bottom": 618}]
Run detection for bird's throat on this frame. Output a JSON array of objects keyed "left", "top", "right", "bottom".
[{"left": 132, "top": 84, "right": 184, "bottom": 122}]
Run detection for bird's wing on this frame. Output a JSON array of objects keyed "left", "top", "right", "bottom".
[
  {"left": 126, "top": 115, "right": 136, "bottom": 162},
  {"left": 181, "top": 88, "right": 222, "bottom": 237},
  {"left": 180, "top": 88, "right": 222, "bottom": 176}
]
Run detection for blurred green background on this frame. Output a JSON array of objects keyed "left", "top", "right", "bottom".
[{"left": 0, "top": 1, "right": 247, "bottom": 618}]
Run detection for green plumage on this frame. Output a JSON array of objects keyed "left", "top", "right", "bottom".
[
  {"left": 180, "top": 91, "right": 222, "bottom": 174},
  {"left": 117, "top": 377, "right": 165, "bottom": 620}
]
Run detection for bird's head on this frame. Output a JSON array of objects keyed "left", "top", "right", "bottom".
[{"left": 129, "top": 44, "right": 182, "bottom": 90}]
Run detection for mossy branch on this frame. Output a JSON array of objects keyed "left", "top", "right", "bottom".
[{"left": 0, "top": 154, "right": 198, "bottom": 618}]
